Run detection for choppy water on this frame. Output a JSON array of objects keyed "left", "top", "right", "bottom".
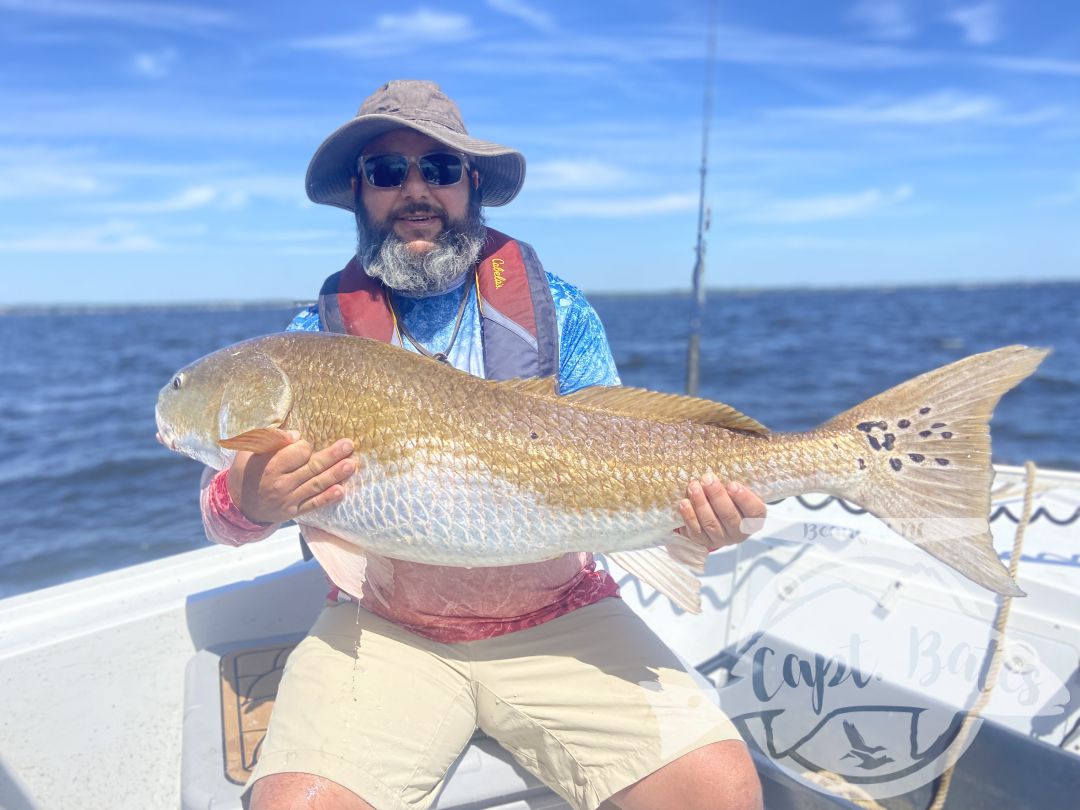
[{"left": 1, "top": 282, "right": 1077, "bottom": 598}]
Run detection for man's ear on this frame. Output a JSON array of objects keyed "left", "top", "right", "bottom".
[{"left": 471, "top": 169, "right": 480, "bottom": 190}]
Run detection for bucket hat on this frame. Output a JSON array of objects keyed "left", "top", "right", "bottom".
[{"left": 306, "top": 80, "right": 526, "bottom": 211}]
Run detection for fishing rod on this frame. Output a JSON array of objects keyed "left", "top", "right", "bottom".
[{"left": 685, "top": 0, "right": 718, "bottom": 397}]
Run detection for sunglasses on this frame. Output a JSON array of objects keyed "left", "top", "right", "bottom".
[{"left": 358, "top": 152, "right": 467, "bottom": 189}]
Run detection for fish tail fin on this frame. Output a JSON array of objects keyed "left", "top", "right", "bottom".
[{"left": 821, "top": 345, "right": 1048, "bottom": 596}]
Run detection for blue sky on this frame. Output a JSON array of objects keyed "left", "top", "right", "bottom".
[{"left": 1, "top": 0, "right": 1078, "bottom": 304}]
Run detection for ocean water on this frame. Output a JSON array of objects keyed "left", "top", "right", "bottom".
[{"left": 0, "top": 282, "right": 1077, "bottom": 599}]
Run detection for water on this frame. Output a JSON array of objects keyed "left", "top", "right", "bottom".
[{"left": 1, "top": 282, "right": 1077, "bottom": 598}]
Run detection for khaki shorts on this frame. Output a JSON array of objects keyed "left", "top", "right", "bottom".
[{"left": 246, "top": 597, "right": 742, "bottom": 810}]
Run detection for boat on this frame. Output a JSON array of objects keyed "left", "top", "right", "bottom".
[{"left": 2, "top": 461, "right": 1078, "bottom": 809}]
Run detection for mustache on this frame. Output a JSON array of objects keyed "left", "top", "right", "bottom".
[{"left": 392, "top": 201, "right": 447, "bottom": 220}]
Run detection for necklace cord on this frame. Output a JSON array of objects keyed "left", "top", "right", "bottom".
[{"left": 388, "top": 273, "right": 474, "bottom": 363}]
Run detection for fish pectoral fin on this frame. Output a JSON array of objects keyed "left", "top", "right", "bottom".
[
  {"left": 606, "top": 547, "right": 702, "bottom": 614},
  {"left": 300, "top": 525, "right": 396, "bottom": 608},
  {"left": 219, "top": 427, "right": 294, "bottom": 454}
]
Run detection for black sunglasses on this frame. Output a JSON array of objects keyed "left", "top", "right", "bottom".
[{"left": 358, "top": 152, "right": 467, "bottom": 189}]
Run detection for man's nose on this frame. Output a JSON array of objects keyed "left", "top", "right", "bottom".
[{"left": 400, "top": 162, "right": 431, "bottom": 197}]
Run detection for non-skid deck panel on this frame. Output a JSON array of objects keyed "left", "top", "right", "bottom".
[{"left": 219, "top": 641, "right": 297, "bottom": 784}]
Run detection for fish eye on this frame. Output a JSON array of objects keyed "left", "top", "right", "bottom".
[{"left": 172, "top": 373, "right": 185, "bottom": 390}]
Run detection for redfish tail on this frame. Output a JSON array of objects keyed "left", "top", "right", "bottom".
[{"left": 821, "top": 345, "right": 1049, "bottom": 597}]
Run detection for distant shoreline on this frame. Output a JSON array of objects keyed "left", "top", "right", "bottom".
[{"left": 3, "top": 277, "right": 1078, "bottom": 315}]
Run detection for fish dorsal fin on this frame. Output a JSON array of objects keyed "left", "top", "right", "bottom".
[
  {"left": 566, "top": 385, "right": 769, "bottom": 434},
  {"left": 499, "top": 377, "right": 559, "bottom": 397}
]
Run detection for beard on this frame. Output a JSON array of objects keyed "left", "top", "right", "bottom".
[{"left": 356, "top": 196, "right": 487, "bottom": 296}]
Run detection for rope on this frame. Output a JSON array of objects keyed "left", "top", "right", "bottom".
[
  {"left": 800, "top": 770, "right": 886, "bottom": 809},
  {"left": 927, "top": 461, "right": 1038, "bottom": 810}
]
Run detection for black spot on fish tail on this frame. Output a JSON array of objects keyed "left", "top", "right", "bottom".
[
  {"left": 919, "top": 430, "right": 933, "bottom": 438},
  {"left": 858, "top": 458, "right": 866, "bottom": 470},
  {"left": 868, "top": 436, "right": 882, "bottom": 451},
  {"left": 890, "top": 458, "right": 903, "bottom": 471},
  {"left": 528, "top": 431, "right": 539, "bottom": 440},
  {"left": 898, "top": 419, "right": 911, "bottom": 429},
  {"left": 935, "top": 458, "right": 950, "bottom": 466},
  {"left": 883, "top": 433, "right": 896, "bottom": 451},
  {"left": 919, "top": 407, "right": 932, "bottom": 414},
  {"left": 931, "top": 422, "right": 947, "bottom": 429},
  {"left": 941, "top": 432, "right": 953, "bottom": 439},
  {"left": 908, "top": 453, "right": 926, "bottom": 463}
]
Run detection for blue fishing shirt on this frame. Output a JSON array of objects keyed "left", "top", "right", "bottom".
[{"left": 287, "top": 271, "right": 620, "bottom": 394}]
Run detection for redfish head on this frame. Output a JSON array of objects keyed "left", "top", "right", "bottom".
[{"left": 155, "top": 337, "right": 293, "bottom": 470}]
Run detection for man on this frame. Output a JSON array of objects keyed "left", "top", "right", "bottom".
[{"left": 203, "top": 80, "right": 766, "bottom": 810}]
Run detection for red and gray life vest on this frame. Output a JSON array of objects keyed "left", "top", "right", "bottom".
[{"left": 317, "top": 228, "right": 559, "bottom": 381}]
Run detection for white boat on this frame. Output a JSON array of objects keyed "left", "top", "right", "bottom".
[{"left": 1, "top": 463, "right": 1078, "bottom": 809}]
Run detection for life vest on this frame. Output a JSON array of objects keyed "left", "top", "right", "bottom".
[{"left": 317, "top": 228, "right": 559, "bottom": 381}]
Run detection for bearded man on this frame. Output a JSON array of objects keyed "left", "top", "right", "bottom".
[{"left": 202, "top": 80, "right": 766, "bottom": 810}]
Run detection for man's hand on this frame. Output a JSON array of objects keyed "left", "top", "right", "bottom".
[
  {"left": 677, "top": 474, "right": 766, "bottom": 551},
  {"left": 226, "top": 431, "right": 357, "bottom": 524}
]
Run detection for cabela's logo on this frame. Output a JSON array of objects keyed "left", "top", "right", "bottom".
[
  {"left": 491, "top": 257, "right": 506, "bottom": 289},
  {"left": 716, "top": 520, "right": 1068, "bottom": 800}
]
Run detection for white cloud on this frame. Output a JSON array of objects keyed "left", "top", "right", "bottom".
[
  {"left": 293, "top": 8, "right": 474, "bottom": 53},
  {"left": 980, "top": 55, "right": 1080, "bottom": 77},
  {"left": 1037, "top": 174, "right": 1080, "bottom": 206},
  {"left": 945, "top": 3, "right": 1002, "bottom": 46},
  {"left": 775, "top": 92, "right": 998, "bottom": 125},
  {"left": 485, "top": 0, "right": 556, "bottom": 33},
  {"left": 527, "top": 159, "right": 626, "bottom": 190},
  {"left": 94, "top": 185, "right": 218, "bottom": 214},
  {"left": 132, "top": 48, "right": 177, "bottom": 79},
  {"left": 0, "top": 220, "right": 161, "bottom": 252},
  {"left": 738, "top": 185, "right": 913, "bottom": 224},
  {"left": 0, "top": 147, "right": 107, "bottom": 198},
  {"left": 0, "top": 0, "right": 230, "bottom": 29},
  {"left": 547, "top": 192, "right": 697, "bottom": 217},
  {"left": 848, "top": 0, "right": 916, "bottom": 41}
]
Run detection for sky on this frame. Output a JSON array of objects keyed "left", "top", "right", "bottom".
[{"left": 0, "top": 0, "right": 1078, "bottom": 305}]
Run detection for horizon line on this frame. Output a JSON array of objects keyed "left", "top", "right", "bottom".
[{"left": 2, "top": 276, "right": 1078, "bottom": 315}]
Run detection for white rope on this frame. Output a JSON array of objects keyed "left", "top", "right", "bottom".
[{"left": 927, "top": 461, "right": 1037, "bottom": 810}]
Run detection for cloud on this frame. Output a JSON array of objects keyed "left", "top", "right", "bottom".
[
  {"left": 774, "top": 91, "right": 999, "bottom": 125},
  {"left": 0, "top": 147, "right": 108, "bottom": 198},
  {"left": 0, "top": 220, "right": 161, "bottom": 252},
  {"left": 979, "top": 55, "right": 1080, "bottom": 77},
  {"left": 293, "top": 8, "right": 474, "bottom": 54},
  {"left": 485, "top": 0, "right": 556, "bottom": 33},
  {"left": 527, "top": 159, "right": 626, "bottom": 190},
  {"left": 546, "top": 192, "right": 698, "bottom": 217},
  {"left": 737, "top": 185, "right": 913, "bottom": 224},
  {"left": 945, "top": 3, "right": 1002, "bottom": 46},
  {"left": 848, "top": 0, "right": 916, "bottom": 41},
  {"left": 94, "top": 185, "right": 219, "bottom": 214},
  {"left": 0, "top": 0, "right": 230, "bottom": 30},
  {"left": 132, "top": 48, "right": 177, "bottom": 79},
  {"left": 1037, "top": 174, "right": 1080, "bottom": 206}
]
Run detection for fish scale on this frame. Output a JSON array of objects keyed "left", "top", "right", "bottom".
[{"left": 156, "top": 332, "right": 1048, "bottom": 607}]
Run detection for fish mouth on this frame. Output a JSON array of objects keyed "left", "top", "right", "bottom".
[{"left": 155, "top": 429, "right": 180, "bottom": 452}]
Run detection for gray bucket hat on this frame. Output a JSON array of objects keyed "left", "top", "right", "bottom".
[{"left": 306, "top": 80, "right": 526, "bottom": 211}]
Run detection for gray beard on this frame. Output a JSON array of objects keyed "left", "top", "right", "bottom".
[{"left": 357, "top": 207, "right": 487, "bottom": 296}]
